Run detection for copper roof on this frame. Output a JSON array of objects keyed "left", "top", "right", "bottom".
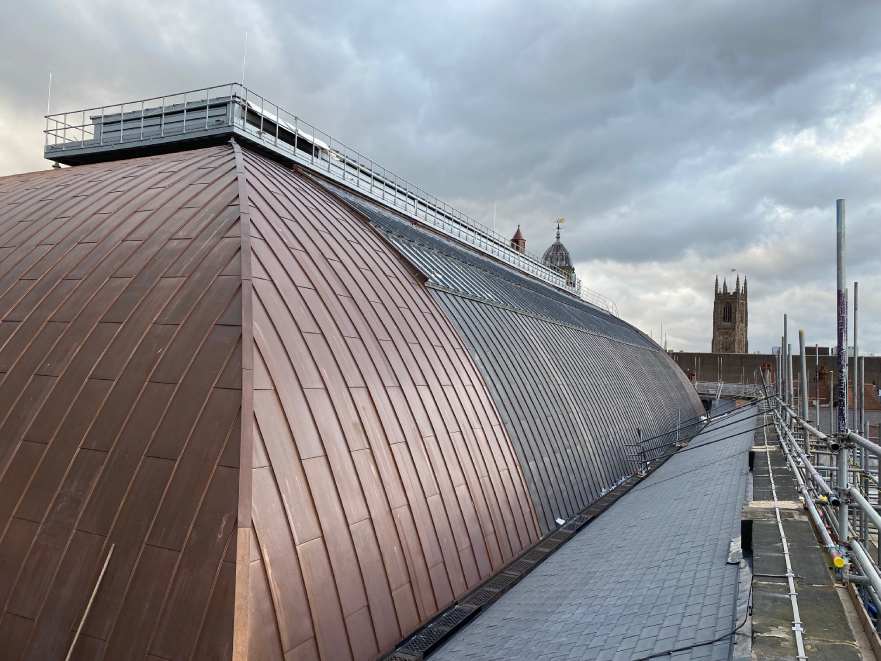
[
  {"left": 0, "top": 140, "right": 538, "bottom": 660},
  {"left": 0, "top": 127, "right": 702, "bottom": 659}
]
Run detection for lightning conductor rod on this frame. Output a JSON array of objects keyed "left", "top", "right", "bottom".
[
  {"left": 241, "top": 31, "right": 248, "bottom": 87},
  {"left": 836, "top": 198, "right": 849, "bottom": 540}
]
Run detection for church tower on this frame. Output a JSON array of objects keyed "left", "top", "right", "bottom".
[{"left": 711, "top": 275, "right": 748, "bottom": 353}]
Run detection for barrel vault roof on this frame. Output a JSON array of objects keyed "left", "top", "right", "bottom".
[
  {"left": 0, "top": 134, "right": 704, "bottom": 661},
  {"left": 0, "top": 141, "right": 539, "bottom": 660}
]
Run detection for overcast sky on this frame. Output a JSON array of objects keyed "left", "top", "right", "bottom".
[{"left": 1, "top": 1, "right": 880, "bottom": 353}]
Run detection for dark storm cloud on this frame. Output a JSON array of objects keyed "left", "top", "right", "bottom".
[{"left": 1, "top": 0, "right": 880, "bottom": 352}]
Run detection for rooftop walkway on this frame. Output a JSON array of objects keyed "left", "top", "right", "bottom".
[{"left": 433, "top": 402, "right": 756, "bottom": 660}]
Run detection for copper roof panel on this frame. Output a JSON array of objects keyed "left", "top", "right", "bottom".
[
  {"left": 237, "top": 147, "right": 537, "bottom": 659},
  {"left": 0, "top": 144, "right": 240, "bottom": 659}
]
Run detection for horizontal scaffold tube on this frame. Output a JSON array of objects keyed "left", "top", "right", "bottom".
[
  {"left": 785, "top": 444, "right": 838, "bottom": 551},
  {"left": 782, "top": 403, "right": 828, "bottom": 441},
  {"left": 848, "top": 487, "right": 881, "bottom": 534},
  {"left": 774, "top": 408, "right": 836, "bottom": 501},
  {"left": 848, "top": 431, "right": 881, "bottom": 458},
  {"left": 849, "top": 540, "right": 881, "bottom": 598}
]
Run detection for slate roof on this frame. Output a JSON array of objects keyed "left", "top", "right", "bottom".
[{"left": 432, "top": 401, "right": 755, "bottom": 661}]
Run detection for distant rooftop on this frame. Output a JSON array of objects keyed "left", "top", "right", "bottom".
[{"left": 43, "top": 83, "right": 617, "bottom": 314}]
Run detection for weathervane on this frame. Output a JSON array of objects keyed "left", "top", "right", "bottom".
[{"left": 554, "top": 217, "right": 565, "bottom": 241}]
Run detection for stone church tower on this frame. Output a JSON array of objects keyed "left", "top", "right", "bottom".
[{"left": 711, "top": 275, "right": 748, "bottom": 353}]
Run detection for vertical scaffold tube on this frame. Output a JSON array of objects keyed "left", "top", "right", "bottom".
[
  {"left": 836, "top": 198, "right": 849, "bottom": 540},
  {"left": 783, "top": 315, "right": 790, "bottom": 406},
  {"left": 854, "top": 281, "right": 860, "bottom": 432},
  {"left": 799, "top": 330, "right": 808, "bottom": 421}
]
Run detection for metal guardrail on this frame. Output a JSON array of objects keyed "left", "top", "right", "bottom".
[
  {"left": 770, "top": 391, "right": 881, "bottom": 631},
  {"left": 43, "top": 83, "right": 619, "bottom": 316},
  {"left": 693, "top": 381, "right": 762, "bottom": 400}
]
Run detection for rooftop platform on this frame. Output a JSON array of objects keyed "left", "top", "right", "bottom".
[
  {"left": 431, "top": 401, "right": 756, "bottom": 660},
  {"left": 41, "top": 83, "right": 620, "bottom": 313}
]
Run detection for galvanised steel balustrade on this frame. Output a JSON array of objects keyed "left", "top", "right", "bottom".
[
  {"left": 771, "top": 392, "right": 881, "bottom": 629},
  {"left": 44, "top": 83, "right": 619, "bottom": 316}
]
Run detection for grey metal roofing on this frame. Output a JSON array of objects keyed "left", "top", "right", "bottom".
[
  {"left": 45, "top": 84, "right": 585, "bottom": 299},
  {"left": 432, "top": 401, "right": 754, "bottom": 661},
  {"left": 321, "top": 182, "right": 705, "bottom": 534},
  {"left": 323, "top": 182, "right": 655, "bottom": 351}
]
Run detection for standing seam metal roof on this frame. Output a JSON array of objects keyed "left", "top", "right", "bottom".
[
  {"left": 319, "top": 183, "right": 705, "bottom": 534},
  {"left": 0, "top": 142, "right": 541, "bottom": 661},
  {"left": 0, "top": 144, "right": 242, "bottom": 660}
]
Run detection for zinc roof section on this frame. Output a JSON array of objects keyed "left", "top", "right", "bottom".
[
  {"left": 322, "top": 183, "right": 648, "bottom": 348},
  {"left": 433, "top": 402, "right": 754, "bottom": 661},
  {"left": 319, "top": 185, "right": 705, "bottom": 534}
]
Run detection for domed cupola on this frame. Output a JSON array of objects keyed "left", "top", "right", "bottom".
[{"left": 542, "top": 218, "right": 575, "bottom": 284}]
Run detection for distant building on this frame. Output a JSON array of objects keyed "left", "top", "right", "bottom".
[
  {"left": 711, "top": 275, "right": 748, "bottom": 353},
  {"left": 542, "top": 220, "right": 576, "bottom": 286}
]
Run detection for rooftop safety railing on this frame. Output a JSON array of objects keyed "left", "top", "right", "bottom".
[
  {"left": 768, "top": 388, "right": 881, "bottom": 632},
  {"left": 693, "top": 381, "right": 762, "bottom": 400},
  {"left": 44, "top": 83, "right": 618, "bottom": 316}
]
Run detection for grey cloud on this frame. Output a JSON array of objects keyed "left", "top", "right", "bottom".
[{"left": 1, "top": 0, "right": 881, "bottom": 353}]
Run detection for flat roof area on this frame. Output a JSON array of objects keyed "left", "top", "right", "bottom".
[{"left": 432, "top": 402, "right": 756, "bottom": 661}]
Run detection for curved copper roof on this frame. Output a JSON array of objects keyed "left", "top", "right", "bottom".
[
  {"left": 237, "top": 147, "right": 537, "bottom": 659},
  {"left": 0, "top": 135, "right": 701, "bottom": 660},
  {"left": 0, "top": 141, "right": 538, "bottom": 660},
  {"left": 0, "top": 144, "right": 242, "bottom": 659}
]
